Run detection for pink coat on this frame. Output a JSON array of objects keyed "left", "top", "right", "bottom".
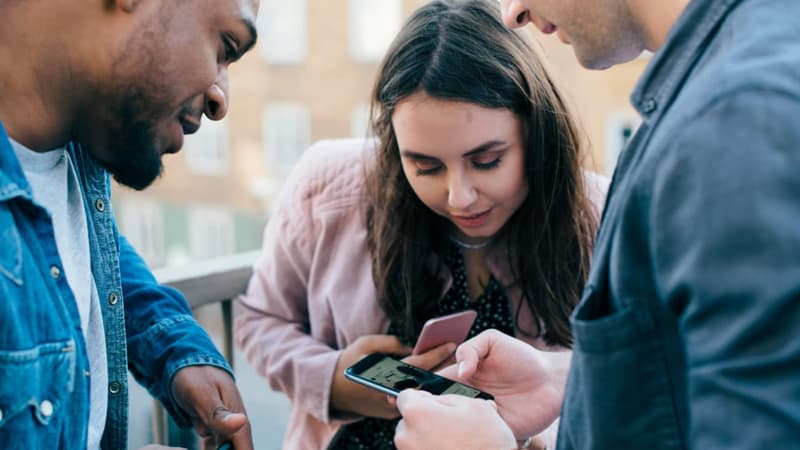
[{"left": 235, "top": 138, "right": 608, "bottom": 449}]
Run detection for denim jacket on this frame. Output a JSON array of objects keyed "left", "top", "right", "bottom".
[
  {"left": 0, "top": 121, "right": 232, "bottom": 449},
  {"left": 557, "top": 0, "right": 800, "bottom": 448}
]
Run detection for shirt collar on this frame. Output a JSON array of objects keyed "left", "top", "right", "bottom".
[
  {"left": 631, "top": 0, "right": 742, "bottom": 119},
  {"left": 0, "top": 121, "right": 33, "bottom": 202}
]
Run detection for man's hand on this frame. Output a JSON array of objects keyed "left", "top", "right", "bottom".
[
  {"left": 171, "top": 365, "right": 252, "bottom": 450},
  {"left": 394, "top": 390, "right": 516, "bottom": 450},
  {"left": 439, "top": 330, "right": 566, "bottom": 439}
]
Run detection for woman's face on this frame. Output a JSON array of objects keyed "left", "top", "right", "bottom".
[{"left": 392, "top": 92, "right": 528, "bottom": 244}]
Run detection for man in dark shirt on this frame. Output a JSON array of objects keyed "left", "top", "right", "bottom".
[{"left": 395, "top": 0, "right": 800, "bottom": 448}]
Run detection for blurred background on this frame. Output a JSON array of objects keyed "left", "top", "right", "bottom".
[{"left": 114, "top": 1, "right": 647, "bottom": 448}]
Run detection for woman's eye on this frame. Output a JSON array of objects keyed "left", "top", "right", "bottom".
[
  {"left": 414, "top": 160, "right": 443, "bottom": 176},
  {"left": 472, "top": 156, "right": 502, "bottom": 170}
]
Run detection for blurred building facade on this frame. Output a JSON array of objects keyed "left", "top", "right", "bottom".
[{"left": 112, "top": 0, "right": 648, "bottom": 269}]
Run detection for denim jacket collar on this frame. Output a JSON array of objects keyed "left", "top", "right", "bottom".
[
  {"left": 0, "top": 122, "right": 34, "bottom": 203},
  {"left": 631, "top": 0, "right": 741, "bottom": 120}
]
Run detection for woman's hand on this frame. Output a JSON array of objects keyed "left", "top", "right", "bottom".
[{"left": 330, "top": 335, "right": 455, "bottom": 418}]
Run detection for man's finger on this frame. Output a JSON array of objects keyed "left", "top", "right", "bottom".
[
  {"left": 215, "top": 409, "right": 253, "bottom": 450},
  {"left": 455, "top": 330, "right": 501, "bottom": 378},
  {"left": 210, "top": 408, "right": 248, "bottom": 434},
  {"left": 436, "top": 361, "right": 459, "bottom": 379}
]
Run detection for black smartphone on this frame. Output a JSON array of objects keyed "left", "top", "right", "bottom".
[{"left": 344, "top": 353, "right": 494, "bottom": 400}]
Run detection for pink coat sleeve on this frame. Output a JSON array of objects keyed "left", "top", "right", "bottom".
[{"left": 234, "top": 152, "right": 344, "bottom": 426}]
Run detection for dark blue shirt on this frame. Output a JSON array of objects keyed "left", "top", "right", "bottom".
[
  {"left": 0, "top": 122, "right": 232, "bottom": 449},
  {"left": 558, "top": 0, "right": 800, "bottom": 448}
]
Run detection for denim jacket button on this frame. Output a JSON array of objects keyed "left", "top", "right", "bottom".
[
  {"left": 50, "top": 265, "right": 61, "bottom": 279},
  {"left": 108, "top": 292, "right": 119, "bottom": 305},
  {"left": 40, "top": 400, "right": 54, "bottom": 417},
  {"left": 95, "top": 199, "right": 106, "bottom": 212},
  {"left": 109, "top": 381, "right": 121, "bottom": 394}
]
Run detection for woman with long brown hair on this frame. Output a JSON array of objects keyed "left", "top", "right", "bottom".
[{"left": 236, "top": 0, "right": 606, "bottom": 448}]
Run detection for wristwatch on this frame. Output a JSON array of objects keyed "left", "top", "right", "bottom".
[
  {"left": 518, "top": 437, "right": 534, "bottom": 449},
  {"left": 517, "top": 436, "right": 546, "bottom": 450}
]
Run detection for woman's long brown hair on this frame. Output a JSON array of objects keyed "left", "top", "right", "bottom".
[{"left": 365, "top": 0, "right": 598, "bottom": 348}]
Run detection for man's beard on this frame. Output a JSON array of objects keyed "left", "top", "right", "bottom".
[{"left": 96, "top": 91, "right": 166, "bottom": 191}]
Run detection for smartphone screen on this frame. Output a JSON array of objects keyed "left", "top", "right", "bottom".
[{"left": 344, "top": 353, "right": 493, "bottom": 400}]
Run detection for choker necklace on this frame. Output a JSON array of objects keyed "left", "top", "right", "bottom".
[{"left": 448, "top": 235, "right": 493, "bottom": 250}]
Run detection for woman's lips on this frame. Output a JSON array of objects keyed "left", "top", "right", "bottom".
[{"left": 451, "top": 208, "right": 492, "bottom": 229}]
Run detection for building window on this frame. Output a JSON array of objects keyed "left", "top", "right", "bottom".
[
  {"left": 263, "top": 103, "right": 311, "bottom": 170},
  {"left": 605, "top": 113, "right": 641, "bottom": 174},
  {"left": 185, "top": 118, "right": 229, "bottom": 175},
  {"left": 350, "top": 103, "right": 371, "bottom": 138},
  {"left": 257, "top": 0, "right": 308, "bottom": 65},
  {"left": 348, "top": 0, "right": 403, "bottom": 62},
  {"left": 121, "top": 200, "right": 164, "bottom": 267},
  {"left": 188, "top": 207, "right": 234, "bottom": 259}
]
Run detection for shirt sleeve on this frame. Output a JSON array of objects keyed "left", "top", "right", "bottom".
[
  {"left": 119, "top": 230, "right": 231, "bottom": 428},
  {"left": 650, "top": 88, "right": 800, "bottom": 447}
]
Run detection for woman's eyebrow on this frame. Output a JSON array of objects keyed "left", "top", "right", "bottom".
[
  {"left": 400, "top": 140, "right": 506, "bottom": 160},
  {"left": 399, "top": 150, "right": 439, "bottom": 161},
  {"left": 462, "top": 140, "right": 506, "bottom": 157}
]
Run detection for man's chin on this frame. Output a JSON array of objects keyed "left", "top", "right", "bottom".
[
  {"left": 577, "top": 43, "right": 644, "bottom": 70},
  {"left": 101, "top": 159, "right": 163, "bottom": 191}
]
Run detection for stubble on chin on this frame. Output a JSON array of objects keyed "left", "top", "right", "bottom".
[{"left": 96, "top": 91, "right": 165, "bottom": 191}]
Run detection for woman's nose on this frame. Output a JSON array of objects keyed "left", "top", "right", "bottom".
[{"left": 448, "top": 175, "right": 478, "bottom": 210}]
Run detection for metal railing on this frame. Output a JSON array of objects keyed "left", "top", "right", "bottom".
[{"left": 150, "top": 250, "right": 261, "bottom": 445}]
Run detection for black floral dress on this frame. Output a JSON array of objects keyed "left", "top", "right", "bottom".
[{"left": 328, "top": 244, "right": 516, "bottom": 450}]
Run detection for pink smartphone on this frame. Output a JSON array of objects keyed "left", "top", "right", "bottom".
[{"left": 412, "top": 310, "right": 477, "bottom": 355}]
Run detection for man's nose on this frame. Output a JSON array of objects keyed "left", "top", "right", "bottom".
[
  {"left": 501, "top": 0, "right": 532, "bottom": 29},
  {"left": 205, "top": 69, "right": 229, "bottom": 121}
]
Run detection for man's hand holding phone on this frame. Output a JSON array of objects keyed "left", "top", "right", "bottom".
[
  {"left": 330, "top": 335, "right": 455, "bottom": 419},
  {"left": 439, "top": 330, "right": 567, "bottom": 439},
  {"left": 394, "top": 390, "right": 516, "bottom": 450}
]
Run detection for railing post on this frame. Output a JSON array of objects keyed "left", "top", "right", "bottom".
[
  {"left": 152, "top": 399, "right": 167, "bottom": 444},
  {"left": 222, "top": 298, "right": 234, "bottom": 371}
]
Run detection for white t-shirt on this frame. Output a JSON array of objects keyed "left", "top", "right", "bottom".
[{"left": 11, "top": 139, "right": 108, "bottom": 450}]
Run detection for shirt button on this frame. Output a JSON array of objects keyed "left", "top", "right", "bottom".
[
  {"left": 50, "top": 265, "right": 61, "bottom": 279},
  {"left": 95, "top": 199, "right": 106, "bottom": 212},
  {"left": 108, "top": 292, "right": 119, "bottom": 305},
  {"left": 84, "top": 370, "right": 91, "bottom": 378},
  {"left": 40, "top": 400, "right": 54, "bottom": 417},
  {"left": 643, "top": 98, "right": 658, "bottom": 114},
  {"left": 109, "top": 381, "right": 122, "bottom": 395}
]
